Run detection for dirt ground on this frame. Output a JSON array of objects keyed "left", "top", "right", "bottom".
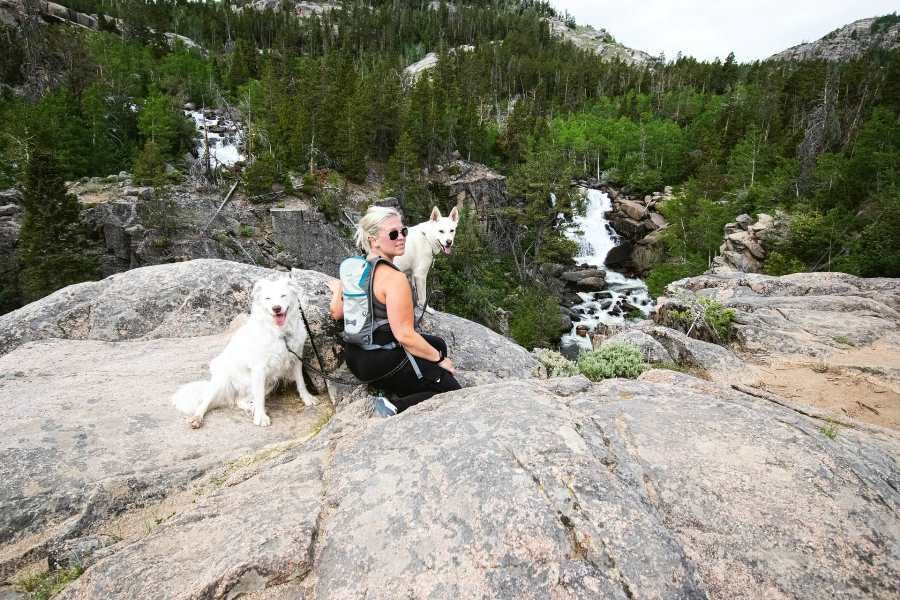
[{"left": 749, "top": 338, "right": 900, "bottom": 432}]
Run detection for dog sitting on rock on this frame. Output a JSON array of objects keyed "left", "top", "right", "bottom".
[{"left": 172, "top": 276, "right": 317, "bottom": 428}]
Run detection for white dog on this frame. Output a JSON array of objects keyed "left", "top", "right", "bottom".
[
  {"left": 172, "top": 277, "right": 317, "bottom": 428},
  {"left": 393, "top": 206, "right": 460, "bottom": 313}
]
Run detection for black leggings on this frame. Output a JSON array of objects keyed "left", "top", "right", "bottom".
[{"left": 344, "top": 333, "right": 462, "bottom": 413}]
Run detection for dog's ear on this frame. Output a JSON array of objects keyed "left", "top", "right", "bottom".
[
  {"left": 449, "top": 206, "right": 459, "bottom": 222},
  {"left": 430, "top": 206, "right": 442, "bottom": 222}
]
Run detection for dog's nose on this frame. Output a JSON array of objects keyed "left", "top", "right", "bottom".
[
  {"left": 445, "top": 240, "right": 453, "bottom": 247},
  {"left": 272, "top": 305, "right": 282, "bottom": 314}
]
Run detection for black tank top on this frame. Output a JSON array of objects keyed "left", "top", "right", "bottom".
[{"left": 371, "top": 263, "right": 393, "bottom": 340}]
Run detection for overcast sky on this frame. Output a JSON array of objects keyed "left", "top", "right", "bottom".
[{"left": 551, "top": 0, "right": 898, "bottom": 62}]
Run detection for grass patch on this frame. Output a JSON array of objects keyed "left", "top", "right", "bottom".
[
  {"left": 16, "top": 566, "right": 84, "bottom": 600},
  {"left": 150, "top": 236, "right": 170, "bottom": 249},
  {"left": 239, "top": 225, "right": 255, "bottom": 237},
  {"left": 310, "top": 404, "right": 335, "bottom": 437},
  {"left": 821, "top": 420, "right": 840, "bottom": 440},
  {"left": 832, "top": 335, "right": 851, "bottom": 346}
]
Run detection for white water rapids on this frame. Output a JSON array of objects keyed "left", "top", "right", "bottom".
[
  {"left": 185, "top": 109, "right": 245, "bottom": 168},
  {"left": 560, "top": 188, "right": 654, "bottom": 349}
]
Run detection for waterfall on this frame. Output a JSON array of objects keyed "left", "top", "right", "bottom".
[
  {"left": 561, "top": 188, "right": 654, "bottom": 349},
  {"left": 185, "top": 109, "right": 245, "bottom": 168}
]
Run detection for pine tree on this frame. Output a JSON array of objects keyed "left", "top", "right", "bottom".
[
  {"left": 18, "top": 152, "right": 99, "bottom": 302},
  {"left": 385, "top": 128, "right": 428, "bottom": 222}
]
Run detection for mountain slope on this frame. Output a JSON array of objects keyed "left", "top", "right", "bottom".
[
  {"left": 769, "top": 14, "right": 900, "bottom": 62},
  {"left": 545, "top": 17, "right": 655, "bottom": 66}
]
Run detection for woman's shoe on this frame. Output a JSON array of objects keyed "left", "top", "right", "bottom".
[{"left": 369, "top": 395, "right": 397, "bottom": 418}]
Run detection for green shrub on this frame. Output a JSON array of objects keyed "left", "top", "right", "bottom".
[
  {"left": 534, "top": 348, "right": 579, "bottom": 378},
  {"left": 577, "top": 343, "right": 647, "bottom": 381},
  {"left": 666, "top": 296, "right": 735, "bottom": 343},
  {"left": 645, "top": 259, "right": 705, "bottom": 298},
  {"left": 318, "top": 185, "right": 342, "bottom": 223},
  {"left": 301, "top": 172, "right": 320, "bottom": 195},
  {"left": 132, "top": 140, "right": 166, "bottom": 185},
  {"left": 16, "top": 565, "right": 83, "bottom": 600},
  {"left": 150, "top": 236, "right": 171, "bottom": 249},
  {"left": 243, "top": 154, "right": 283, "bottom": 197},
  {"left": 763, "top": 251, "right": 805, "bottom": 276},
  {"left": 508, "top": 286, "right": 563, "bottom": 350},
  {"left": 239, "top": 225, "right": 254, "bottom": 237}
]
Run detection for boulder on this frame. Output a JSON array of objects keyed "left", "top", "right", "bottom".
[
  {"left": 603, "top": 329, "right": 673, "bottom": 364},
  {"left": 632, "top": 231, "right": 666, "bottom": 274},
  {"left": 664, "top": 271, "right": 900, "bottom": 358},
  {"left": 607, "top": 215, "right": 646, "bottom": 239},
  {"left": 0, "top": 260, "right": 271, "bottom": 357},
  {"left": 0, "top": 260, "right": 539, "bottom": 577},
  {"left": 560, "top": 268, "right": 605, "bottom": 284},
  {"left": 575, "top": 276, "right": 605, "bottom": 291},
  {"left": 632, "top": 323, "right": 746, "bottom": 380},
  {"left": 604, "top": 242, "right": 633, "bottom": 270},
  {"left": 271, "top": 206, "right": 351, "bottom": 276},
  {"left": 0, "top": 189, "right": 22, "bottom": 204},
  {"left": 52, "top": 377, "right": 900, "bottom": 599},
  {"left": 617, "top": 199, "right": 647, "bottom": 221}
]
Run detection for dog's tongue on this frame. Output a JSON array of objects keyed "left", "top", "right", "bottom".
[
  {"left": 442, "top": 244, "right": 452, "bottom": 255},
  {"left": 275, "top": 313, "right": 287, "bottom": 327}
]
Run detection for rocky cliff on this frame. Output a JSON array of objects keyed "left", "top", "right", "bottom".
[
  {"left": 1, "top": 262, "right": 898, "bottom": 598},
  {"left": 545, "top": 18, "right": 655, "bottom": 66},
  {"left": 769, "top": 15, "right": 900, "bottom": 62}
]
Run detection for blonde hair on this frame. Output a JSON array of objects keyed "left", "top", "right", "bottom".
[{"left": 355, "top": 205, "right": 402, "bottom": 254}]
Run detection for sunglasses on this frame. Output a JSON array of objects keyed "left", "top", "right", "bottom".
[{"left": 386, "top": 227, "right": 408, "bottom": 241}]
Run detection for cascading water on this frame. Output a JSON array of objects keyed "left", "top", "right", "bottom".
[
  {"left": 185, "top": 109, "right": 245, "bottom": 168},
  {"left": 561, "top": 188, "right": 654, "bottom": 349}
]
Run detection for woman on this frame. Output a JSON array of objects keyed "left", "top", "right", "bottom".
[{"left": 329, "top": 206, "right": 461, "bottom": 413}]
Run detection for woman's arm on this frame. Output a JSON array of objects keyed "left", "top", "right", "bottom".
[
  {"left": 381, "top": 268, "right": 454, "bottom": 372},
  {"left": 328, "top": 279, "right": 344, "bottom": 320}
]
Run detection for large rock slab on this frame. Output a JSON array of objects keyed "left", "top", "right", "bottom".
[
  {"left": 0, "top": 334, "right": 328, "bottom": 578},
  {"left": 54, "top": 377, "right": 900, "bottom": 599},
  {"left": 0, "top": 260, "right": 537, "bottom": 377},
  {"left": 663, "top": 272, "right": 900, "bottom": 357},
  {"left": 58, "top": 444, "right": 328, "bottom": 600},
  {"left": 0, "top": 260, "right": 271, "bottom": 357},
  {"left": 0, "top": 260, "right": 538, "bottom": 575}
]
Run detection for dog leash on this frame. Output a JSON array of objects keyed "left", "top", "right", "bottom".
[
  {"left": 289, "top": 303, "right": 411, "bottom": 386},
  {"left": 282, "top": 336, "right": 411, "bottom": 386}
]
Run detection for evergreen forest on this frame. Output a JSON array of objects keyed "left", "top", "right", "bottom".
[{"left": 1, "top": 1, "right": 898, "bottom": 347}]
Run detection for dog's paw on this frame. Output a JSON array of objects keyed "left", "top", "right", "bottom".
[
  {"left": 189, "top": 417, "right": 203, "bottom": 429},
  {"left": 254, "top": 412, "right": 271, "bottom": 427}
]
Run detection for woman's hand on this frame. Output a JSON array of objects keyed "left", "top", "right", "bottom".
[{"left": 437, "top": 357, "right": 455, "bottom": 374}]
